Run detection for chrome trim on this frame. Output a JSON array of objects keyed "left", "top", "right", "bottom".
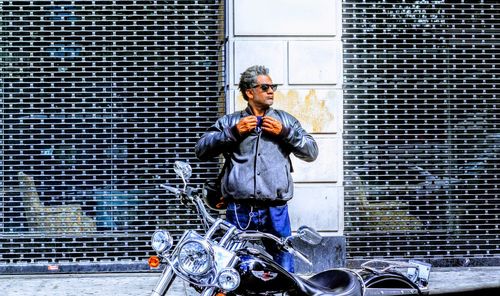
[{"left": 150, "top": 264, "right": 176, "bottom": 296}]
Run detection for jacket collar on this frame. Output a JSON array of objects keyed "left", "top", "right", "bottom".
[{"left": 244, "top": 105, "right": 273, "bottom": 116}]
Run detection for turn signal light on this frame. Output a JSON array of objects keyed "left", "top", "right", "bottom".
[
  {"left": 148, "top": 255, "right": 161, "bottom": 268},
  {"left": 215, "top": 293, "right": 226, "bottom": 296}
]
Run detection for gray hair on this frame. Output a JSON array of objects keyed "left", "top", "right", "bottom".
[{"left": 238, "top": 65, "right": 269, "bottom": 101}]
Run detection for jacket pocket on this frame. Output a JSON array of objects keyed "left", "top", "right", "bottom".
[{"left": 276, "top": 164, "right": 292, "bottom": 199}]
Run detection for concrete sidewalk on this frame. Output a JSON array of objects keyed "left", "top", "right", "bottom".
[{"left": 0, "top": 267, "right": 499, "bottom": 296}]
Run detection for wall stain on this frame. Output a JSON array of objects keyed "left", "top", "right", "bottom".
[{"left": 236, "top": 89, "right": 336, "bottom": 133}]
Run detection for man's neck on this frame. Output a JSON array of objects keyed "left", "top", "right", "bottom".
[{"left": 248, "top": 104, "right": 267, "bottom": 116}]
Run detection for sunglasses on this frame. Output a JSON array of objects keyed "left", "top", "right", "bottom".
[{"left": 252, "top": 83, "right": 278, "bottom": 92}]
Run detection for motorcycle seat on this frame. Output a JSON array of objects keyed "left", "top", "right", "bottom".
[{"left": 293, "top": 269, "right": 362, "bottom": 296}]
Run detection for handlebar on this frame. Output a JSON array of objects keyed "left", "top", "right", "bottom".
[
  {"left": 160, "top": 183, "right": 217, "bottom": 225},
  {"left": 160, "top": 184, "right": 180, "bottom": 195},
  {"left": 236, "top": 231, "right": 312, "bottom": 266},
  {"left": 160, "top": 183, "right": 312, "bottom": 266},
  {"left": 287, "top": 246, "right": 312, "bottom": 266}
]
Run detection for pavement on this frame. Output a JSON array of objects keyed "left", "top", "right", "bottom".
[{"left": 0, "top": 267, "right": 499, "bottom": 296}]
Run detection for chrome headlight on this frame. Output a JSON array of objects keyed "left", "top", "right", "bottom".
[
  {"left": 151, "top": 230, "right": 174, "bottom": 253},
  {"left": 178, "top": 239, "right": 213, "bottom": 276},
  {"left": 217, "top": 268, "right": 240, "bottom": 291}
]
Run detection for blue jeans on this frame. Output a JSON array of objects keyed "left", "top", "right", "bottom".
[{"left": 226, "top": 202, "right": 295, "bottom": 273}]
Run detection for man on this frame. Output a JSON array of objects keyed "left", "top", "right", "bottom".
[{"left": 195, "top": 65, "right": 318, "bottom": 272}]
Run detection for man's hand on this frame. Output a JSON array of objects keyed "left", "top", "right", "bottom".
[
  {"left": 262, "top": 116, "right": 283, "bottom": 136},
  {"left": 235, "top": 116, "right": 258, "bottom": 136}
]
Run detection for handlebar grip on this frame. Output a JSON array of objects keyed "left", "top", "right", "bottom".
[
  {"left": 286, "top": 246, "right": 312, "bottom": 267},
  {"left": 160, "top": 184, "right": 180, "bottom": 194}
]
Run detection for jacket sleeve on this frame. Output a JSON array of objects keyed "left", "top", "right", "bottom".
[
  {"left": 195, "top": 116, "right": 240, "bottom": 161},
  {"left": 281, "top": 115, "right": 319, "bottom": 162}
]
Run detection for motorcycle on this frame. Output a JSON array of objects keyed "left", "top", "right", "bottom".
[{"left": 148, "top": 161, "right": 431, "bottom": 296}]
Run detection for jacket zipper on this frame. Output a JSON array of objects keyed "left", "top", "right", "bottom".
[{"left": 253, "top": 130, "right": 261, "bottom": 197}]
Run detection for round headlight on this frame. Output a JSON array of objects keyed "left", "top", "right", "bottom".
[
  {"left": 217, "top": 268, "right": 240, "bottom": 291},
  {"left": 178, "top": 239, "right": 213, "bottom": 276},
  {"left": 151, "top": 230, "right": 173, "bottom": 253}
]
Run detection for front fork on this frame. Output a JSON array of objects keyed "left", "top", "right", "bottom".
[
  {"left": 201, "top": 287, "right": 217, "bottom": 296},
  {"left": 150, "top": 264, "right": 176, "bottom": 296},
  {"left": 150, "top": 265, "right": 219, "bottom": 296}
]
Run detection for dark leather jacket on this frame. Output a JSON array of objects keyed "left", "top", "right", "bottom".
[{"left": 195, "top": 106, "right": 318, "bottom": 202}]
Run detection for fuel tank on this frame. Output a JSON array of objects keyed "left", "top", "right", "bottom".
[{"left": 233, "top": 248, "right": 297, "bottom": 295}]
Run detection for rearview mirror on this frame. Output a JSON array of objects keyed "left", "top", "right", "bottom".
[
  {"left": 296, "top": 225, "right": 322, "bottom": 245},
  {"left": 173, "top": 161, "right": 192, "bottom": 180},
  {"left": 174, "top": 161, "right": 192, "bottom": 190}
]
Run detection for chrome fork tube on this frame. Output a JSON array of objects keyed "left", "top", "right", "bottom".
[
  {"left": 219, "top": 225, "right": 238, "bottom": 246},
  {"left": 150, "top": 264, "right": 176, "bottom": 296},
  {"left": 201, "top": 287, "right": 217, "bottom": 296}
]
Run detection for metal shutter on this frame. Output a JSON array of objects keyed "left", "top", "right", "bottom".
[
  {"left": 0, "top": 0, "right": 224, "bottom": 272},
  {"left": 343, "top": 0, "right": 498, "bottom": 264}
]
